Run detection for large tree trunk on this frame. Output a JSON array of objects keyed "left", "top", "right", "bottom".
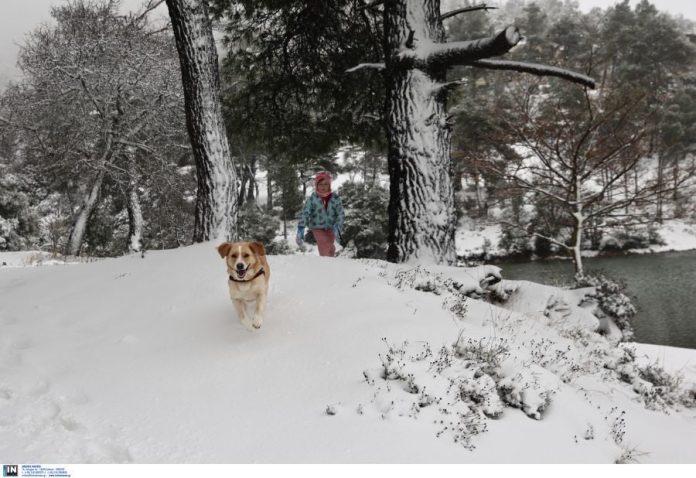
[
  {"left": 384, "top": 0, "right": 456, "bottom": 264},
  {"left": 65, "top": 169, "right": 106, "bottom": 256},
  {"left": 166, "top": 0, "right": 237, "bottom": 242}
]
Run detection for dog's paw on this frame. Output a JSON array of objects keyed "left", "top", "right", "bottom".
[
  {"left": 240, "top": 319, "right": 254, "bottom": 331},
  {"left": 252, "top": 323, "right": 262, "bottom": 329}
]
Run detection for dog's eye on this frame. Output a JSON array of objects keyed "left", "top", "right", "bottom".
[
  {"left": 243, "top": 253, "right": 250, "bottom": 258},
  {"left": 231, "top": 254, "right": 238, "bottom": 258}
]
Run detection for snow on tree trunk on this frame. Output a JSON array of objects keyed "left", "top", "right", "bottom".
[
  {"left": 571, "top": 209, "right": 585, "bottom": 276},
  {"left": 166, "top": 0, "right": 237, "bottom": 242},
  {"left": 65, "top": 169, "right": 106, "bottom": 257},
  {"left": 384, "top": 0, "right": 456, "bottom": 265},
  {"left": 126, "top": 155, "right": 144, "bottom": 254}
]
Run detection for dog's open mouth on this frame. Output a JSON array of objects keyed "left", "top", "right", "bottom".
[{"left": 235, "top": 267, "right": 248, "bottom": 279}]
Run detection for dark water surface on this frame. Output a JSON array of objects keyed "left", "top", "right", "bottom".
[{"left": 497, "top": 250, "right": 696, "bottom": 350}]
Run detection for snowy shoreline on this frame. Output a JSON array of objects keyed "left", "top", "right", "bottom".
[{"left": 456, "top": 219, "right": 696, "bottom": 264}]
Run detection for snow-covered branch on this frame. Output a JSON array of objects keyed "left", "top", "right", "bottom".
[
  {"left": 346, "top": 63, "right": 386, "bottom": 73},
  {"left": 440, "top": 4, "right": 497, "bottom": 21},
  {"left": 358, "top": 0, "right": 385, "bottom": 10},
  {"left": 420, "top": 27, "right": 521, "bottom": 68},
  {"left": 131, "top": 0, "right": 166, "bottom": 25},
  {"left": 470, "top": 59, "right": 596, "bottom": 89}
]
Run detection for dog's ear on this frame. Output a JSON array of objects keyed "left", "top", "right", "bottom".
[
  {"left": 217, "top": 242, "right": 232, "bottom": 258},
  {"left": 250, "top": 241, "right": 266, "bottom": 257}
]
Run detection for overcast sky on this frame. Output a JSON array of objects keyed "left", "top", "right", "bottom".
[{"left": 1, "top": 0, "right": 696, "bottom": 87}]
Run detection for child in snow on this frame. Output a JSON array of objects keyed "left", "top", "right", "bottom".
[{"left": 296, "top": 171, "right": 345, "bottom": 257}]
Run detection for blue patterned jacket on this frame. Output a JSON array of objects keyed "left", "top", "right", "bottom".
[{"left": 298, "top": 192, "right": 345, "bottom": 232}]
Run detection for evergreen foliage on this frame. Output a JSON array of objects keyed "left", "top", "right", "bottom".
[{"left": 338, "top": 181, "right": 388, "bottom": 259}]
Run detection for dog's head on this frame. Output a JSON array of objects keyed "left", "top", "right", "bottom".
[{"left": 217, "top": 241, "right": 266, "bottom": 280}]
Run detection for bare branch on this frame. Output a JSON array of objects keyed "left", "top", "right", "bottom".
[
  {"left": 500, "top": 220, "right": 571, "bottom": 251},
  {"left": 471, "top": 59, "right": 596, "bottom": 89},
  {"left": 440, "top": 4, "right": 498, "bottom": 21},
  {"left": 131, "top": 0, "right": 166, "bottom": 25}
]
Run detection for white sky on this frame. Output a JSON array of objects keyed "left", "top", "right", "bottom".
[{"left": 0, "top": 0, "right": 695, "bottom": 87}]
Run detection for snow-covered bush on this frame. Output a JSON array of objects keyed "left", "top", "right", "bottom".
[
  {"left": 0, "top": 170, "right": 40, "bottom": 251},
  {"left": 497, "top": 366, "right": 557, "bottom": 420},
  {"left": 575, "top": 272, "right": 636, "bottom": 340},
  {"left": 453, "top": 335, "right": 509, "bottom": 377},
  {"left": 599, "top": 226, "right": 664, "bottom": 252},
  {"left": 362, "top": 337, "right": 558, "bottom": 449},
  {"left": 237, "top": 203, "right": 285, "bottom": 253},
  {"left": 337, "top": 181, "right": 388, "bottom": 259},
  {"left": 634, "top": 362, "right": 694, "bottom": 410}
]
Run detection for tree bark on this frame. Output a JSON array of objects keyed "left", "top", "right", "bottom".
[
  {"left": 126, "top": 155, "right": 144, "bottom": 254},
  {"left": 384, "top": 0, "right": 456, "bottom": 264},
  {"left": 65, "top": 169, "right": 106, "bottom": 256},
  {"left": 166, "top": 0, "right": 237, "bottom": 242},
  {"left": 570, "top": 211, "right": 584, "bottom": 276}
]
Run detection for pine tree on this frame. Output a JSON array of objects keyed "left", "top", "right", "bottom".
[{"left": 166, "top": 0, "right": 238, "bottom": 242}]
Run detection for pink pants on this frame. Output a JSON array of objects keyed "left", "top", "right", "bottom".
[{"left": 312, "top": 228, "right": 336, "bottom": 257}]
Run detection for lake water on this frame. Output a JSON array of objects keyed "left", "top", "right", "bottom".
[{"left": 497, "top": 250, "right": 696, "bottom": 350}]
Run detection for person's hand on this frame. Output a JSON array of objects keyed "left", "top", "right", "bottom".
[
  {"left": 296, "top": 226, "right": 305, "bottom": 247},
  {"left": 332, "top": 225, "right": 340, "bottom": 237}
]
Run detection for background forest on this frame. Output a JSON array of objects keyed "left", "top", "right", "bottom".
[{"left": 1, "top": 0, "right": 695, "bottom": 264}]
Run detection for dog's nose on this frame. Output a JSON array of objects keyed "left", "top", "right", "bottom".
[{"left": 236, "top": 263, "right": 245, "bottom": 270}]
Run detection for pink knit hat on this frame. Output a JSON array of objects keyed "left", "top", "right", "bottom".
[{"left": 314, "top": 171, "right": 332, "bottom": 187}]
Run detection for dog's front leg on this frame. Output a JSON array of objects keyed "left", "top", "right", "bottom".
[
  {"left": 251, "top": 292, "right": 267, "bottom": 329},
  {"left": 232, "top": 298, "right": 254, "bottom": 331}
]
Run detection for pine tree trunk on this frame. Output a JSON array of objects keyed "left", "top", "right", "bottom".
[
  {"left": 65, "top": 169, "right": 106, "bottom": 256},
  {"left": 655, "top": 153, "right": 665, "bottom": 223},
  {"left": 384, "top": 0, "right": 456, "bottom": 264},
  {"left": 238, "top": 168, "right": 248, "bottom": 209},
  {"left": 166, "top": 0, "right": 237, "bottom": 242},
  {"left": 246, "top": 156, "right": 257, "bottom": 203}
]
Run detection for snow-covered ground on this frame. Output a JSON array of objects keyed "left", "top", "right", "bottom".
[
  {"left": 639, "top": 220, "right": 696, "bottom": 253},
  {"left": 0, "top": 244, "right": 695, "bottom": 464}
]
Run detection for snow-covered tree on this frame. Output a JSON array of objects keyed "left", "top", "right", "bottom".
[
  {"left": 215, "top": 0, "right": 594, "bottom": 265},
  {"left": 486, "top": 83, "right": 696, "bottom": 275},
  {"left": 166, "top": 0, "right": 238, "bottom": 241},
  {"left": 1, "top": 0, "right": 188, "bottom": 256},
  {"left": 374, "top": 0, "right": 595, "bottom": 264}
]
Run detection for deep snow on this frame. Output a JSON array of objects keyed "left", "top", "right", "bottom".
[{"left": 0, "top": 244, "right": 695, "bottom": 463}]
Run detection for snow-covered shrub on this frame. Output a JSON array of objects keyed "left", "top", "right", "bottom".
[
  {"left": 337, "top": 181, "right": 388, "bottom": 259},
  {"left": 497, "top": 366, "right": 557, "bottom": 420},
  {"left": 636, "top": 362, "right": 694, "bottom": 410},
  {"left": 612, "top": 351, "right": 695, "bottom": 411},
  {"left": 600, "top": 226, "right": 664, "bottom": 252},
  {"left": 363, "top": 339, "right": 500, "bottom": 449},
  {"left": 362, "top": 336, "right": 559, "bottom": 449},
  {"left": 575, "top": 272, "right": 636, "bottom": 340},
  {"left": 0, "top": 171, "right": 40, "bottom": 250},
  {"left": 453, "top": 335, "right": 509, "bottom": 378},
  {"left": 498, "top": 224, "right": 534, "bottom": 258},
  {"left": 237, "top": 203, "right": 284, "bottom": 253}
]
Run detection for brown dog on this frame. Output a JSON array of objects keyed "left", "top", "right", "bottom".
[{"left": 217, "top": 241, "right": 271, "bottom": 330}]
